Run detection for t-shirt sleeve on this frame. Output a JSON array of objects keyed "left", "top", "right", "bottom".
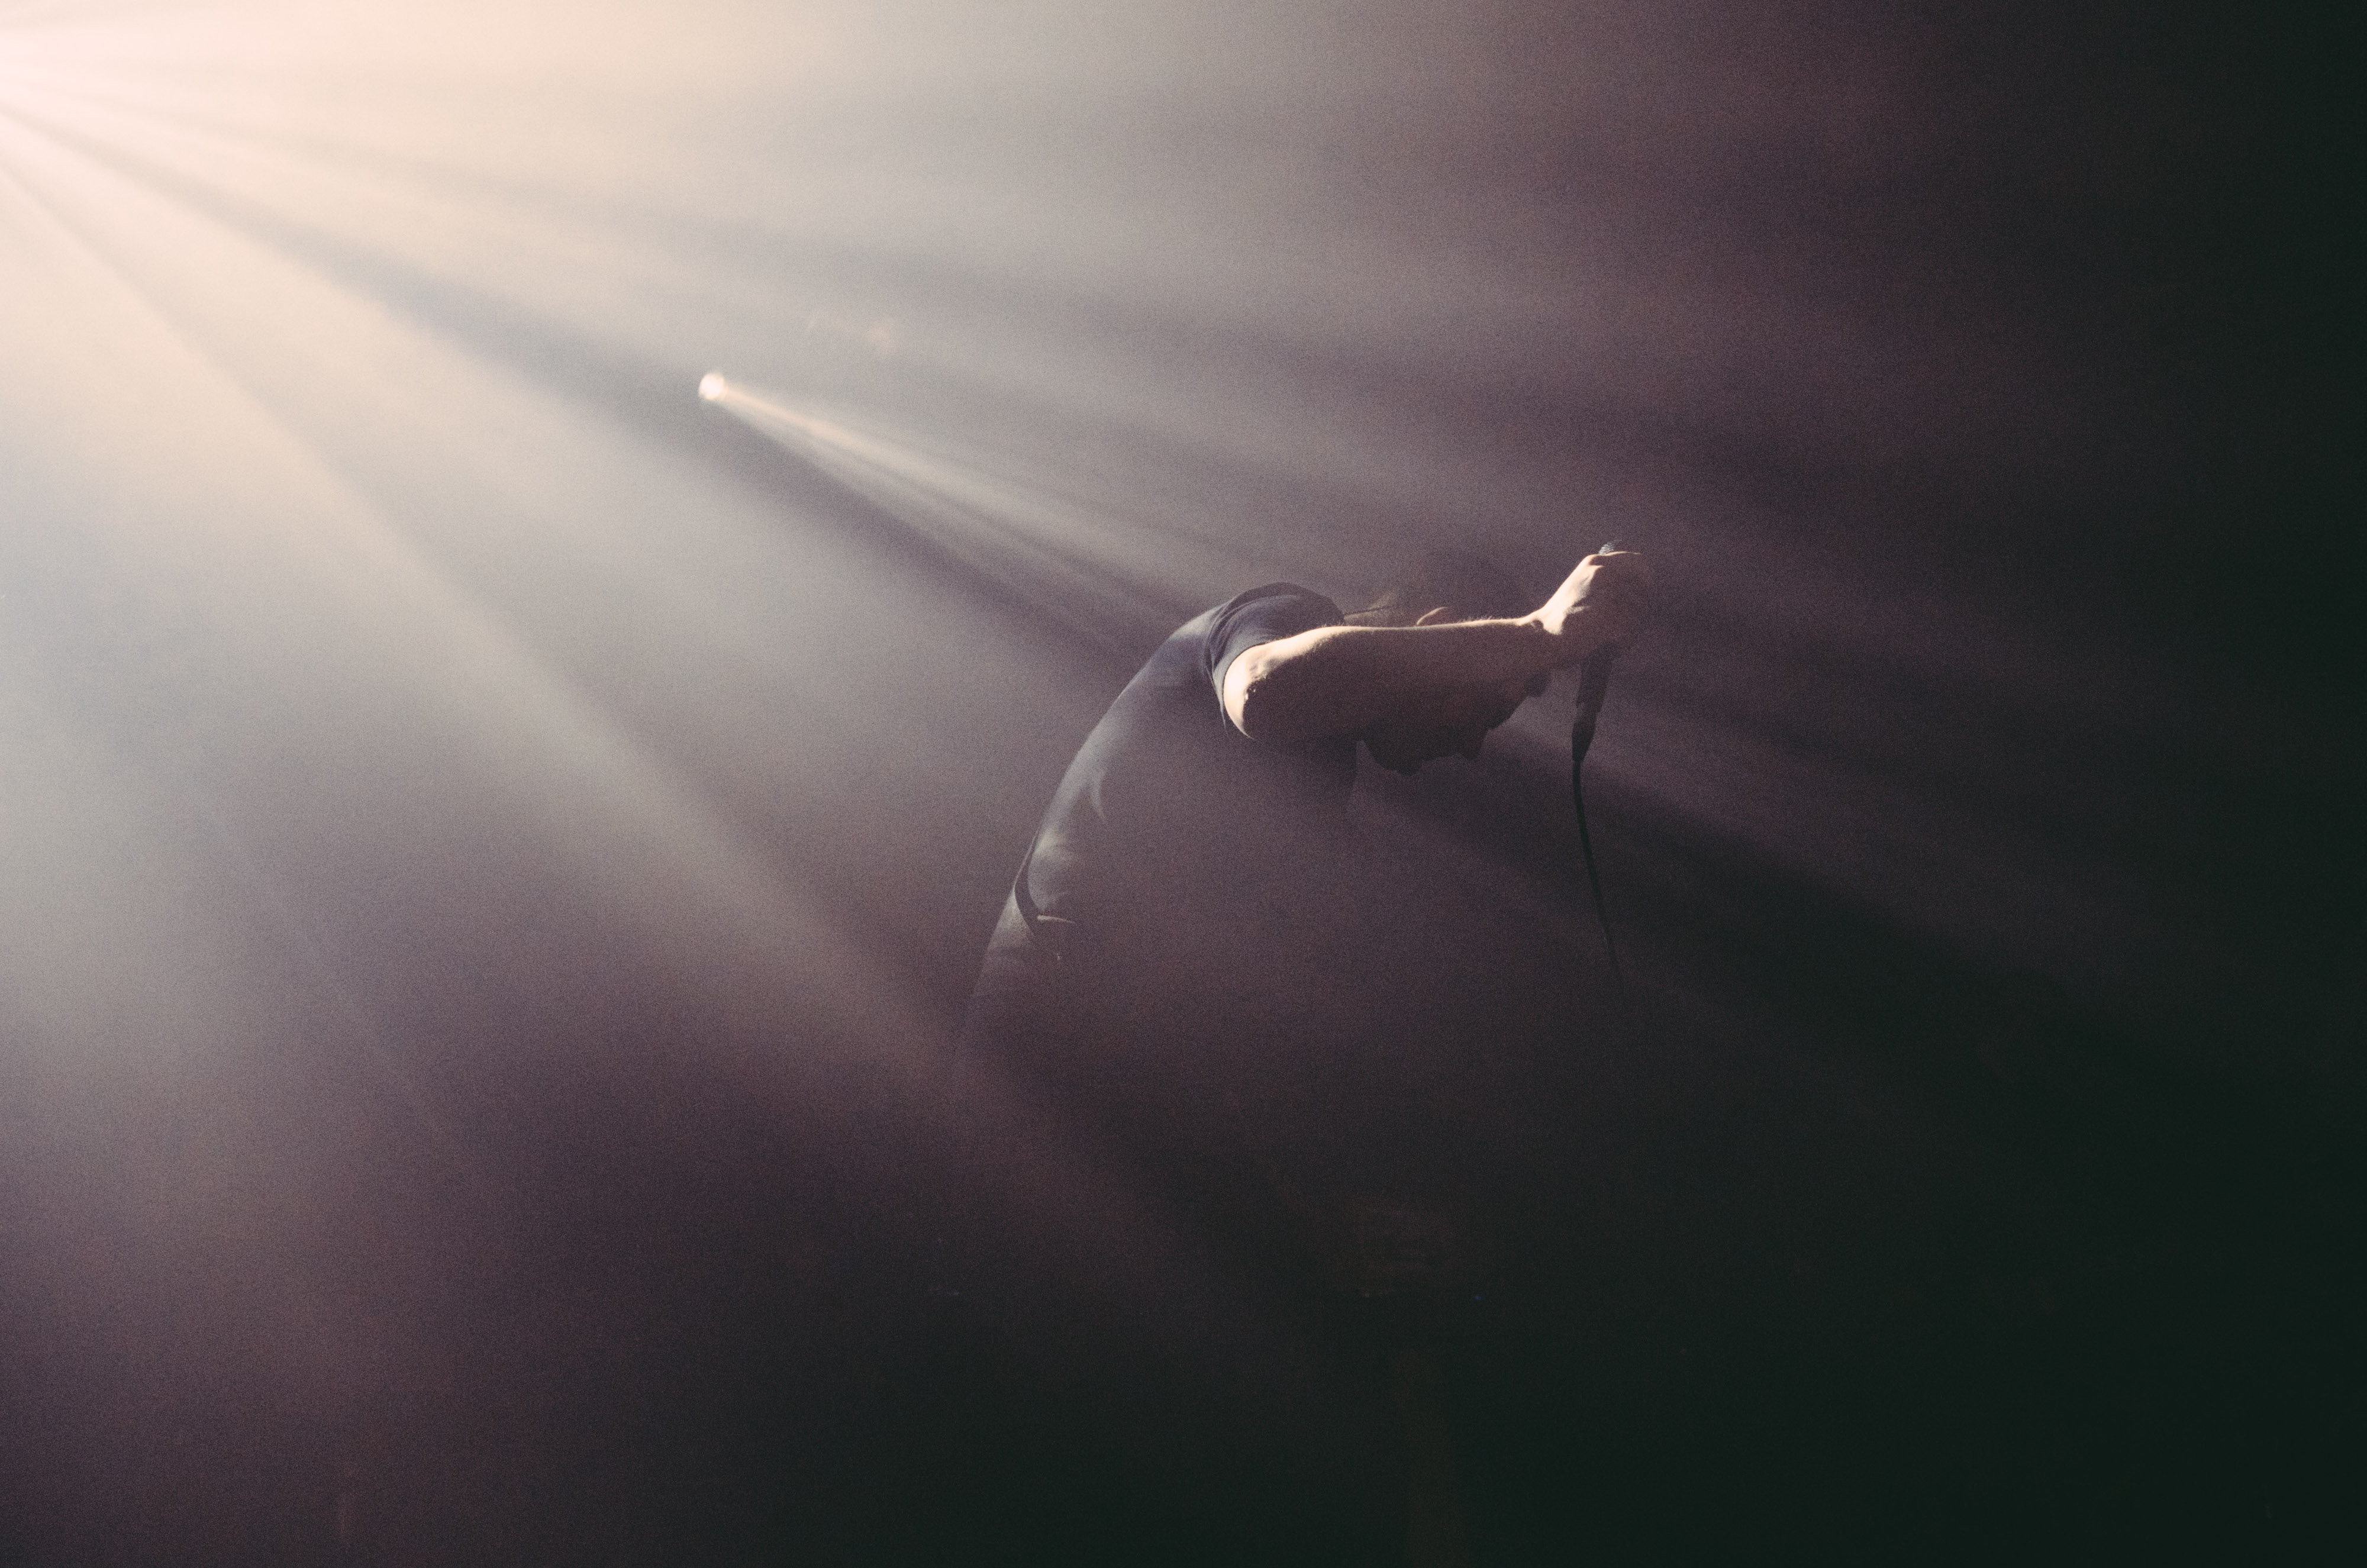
[{"left": 1204, "top": 585, "right": 1344, "bottom": 704}]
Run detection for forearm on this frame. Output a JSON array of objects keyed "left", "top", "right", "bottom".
[
  {"left": 1223, "top": 549, "right": 1650, "bottom": 743},
  {"left": 1226, "top": 617, "right": 1562, "bottom": 742}
]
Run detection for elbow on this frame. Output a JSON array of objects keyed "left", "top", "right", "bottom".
[
  {"left": 1226, "top": 672, "right": 1290, "bottom": 743},
  {"left": 1224, "top": 646, "right": 1320, "bottom": 743},
  {"left": 1234, "top": 693, "right": 1302, "bottom": 744}
]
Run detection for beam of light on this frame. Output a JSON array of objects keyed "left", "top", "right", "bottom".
[
  {"left": 2, "top": 9, "right": 2308, "bottom": 1560},
  {"left": 703, "top": 374, "right": 1252, "bottom": 650},
  {"left": 1, "top": 0, "right": 2221, "bottom": 1119},
  {"left": 0, "top": 23, "right": 996, "bottom": 1172},
  {"left": 5, "top": 5, "right": 1338, "bottom": 1396}
]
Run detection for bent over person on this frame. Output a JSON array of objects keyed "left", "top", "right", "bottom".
[
  {"left": 958, "top": 543, "right": 1648, "bottom": 1127},
  {"left": 941, "top": 544, "right": 1649, "bottom": 1562}
]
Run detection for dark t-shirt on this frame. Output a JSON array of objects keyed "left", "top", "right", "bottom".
[
  {"left": 946, "top": 587, "right": 1404, "bottom": 1560},
  {"left": 963, "top": 584, "right": 1353, "bottom": 1064},
  {"left": 1021, "top": 585, "right": 1352, "bottom": 935}
]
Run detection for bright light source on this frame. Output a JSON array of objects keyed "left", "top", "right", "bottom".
[{"left": 698, "top": 372, "right": 727, "bottom": 402}]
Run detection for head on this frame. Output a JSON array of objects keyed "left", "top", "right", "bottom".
[{"left": 1349, "top": 548, "right": 1545, "bottom": 775}]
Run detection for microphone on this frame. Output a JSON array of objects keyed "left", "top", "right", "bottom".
[
  {"left": 1569, "top": 542, "right": 1633, "bottom": 1019},
  {"left": 1569, "top": 541, "right": 1628, "bottom": 767}
]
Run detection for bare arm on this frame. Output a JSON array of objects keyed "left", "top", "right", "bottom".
[{"left": 1223, "top": 549, "right": 1651, "bottom": 743}]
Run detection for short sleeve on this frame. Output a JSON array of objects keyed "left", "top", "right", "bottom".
[{"left": 1204, "top": 585, "right": 1344, "bottom": 703}]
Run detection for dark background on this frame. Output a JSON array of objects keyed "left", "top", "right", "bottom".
[{"left": 1, "top": 1, "right": 2353, "bottom": 1561}]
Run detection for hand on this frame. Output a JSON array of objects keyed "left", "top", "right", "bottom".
[{"left": 1531, "top": 549, "right": 1652, "bottom": 663}]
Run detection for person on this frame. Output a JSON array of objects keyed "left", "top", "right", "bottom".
[
  {"left": 931, "top": 544, "right": 1649, "bottom": 1562},
  {"left": 945, "top": 541, "right": 1650, "bottom": 1309},
  {"left": 956, "top": 542, "right": 1650, "bottom": 1098}
]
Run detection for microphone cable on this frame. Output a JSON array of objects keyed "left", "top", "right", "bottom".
[{"left": 1569, "top": 546, "right": 1633, "bottom": 1022}]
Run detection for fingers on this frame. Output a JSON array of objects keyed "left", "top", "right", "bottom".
[
  {"left": 1574, "top": 549, "right": 1652, "bottom": 602},
  {"left": 1531, "top": 547, "right": 1653, "bottom": 659},
  {"left": 1569, "top": 550, "right": 1652, "bottom": 647}
]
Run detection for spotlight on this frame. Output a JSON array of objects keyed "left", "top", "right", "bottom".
[{"left": 698, "top": 372, "right": 728, "bottom": 402}]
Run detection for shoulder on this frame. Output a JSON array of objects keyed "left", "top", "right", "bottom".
[
  {"left": 1217, "top": 582, "right": 1343, "bottom": 619},
  {"left": 1203, "top": 583, "right": 1344, "bottom": 647},
  {"left": 1195, "top": 584, "right": 1345, "bottom": 719}
]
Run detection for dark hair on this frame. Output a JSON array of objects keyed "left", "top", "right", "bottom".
[{"left": 1360, "top": 547, "right": 1527, "bottom": 622}]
